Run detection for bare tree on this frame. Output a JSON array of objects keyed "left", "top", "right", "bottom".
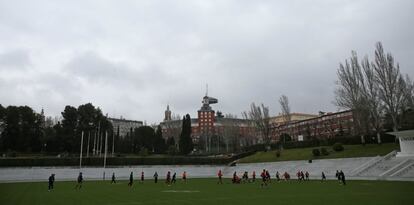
[
  {"left": 335, "top": 51, "right": 369, "bottom": 144},
  {"left": 361, "top": 56, "right": 384, "bottom": 143},
  {"left": 279, "top": 95, "right": 291, "bottom": 122},
  {"left": 372, "top": 42, "right": 407, "bottom": 132},
  {"left": 242, "top": 103, "right": 270, "bottom": 147},
  {"left": 322, "top": 117, "right": 337, "bottom": 139},
  {"left": 172, "top": 113, "right": 181, "bottom": 121},
  {"left": 220, "top": 114, "right": 241, "bottom": 152},
  {"left": 404, "top": 75, "right": 414, "bottom": 109},
  {"left": 279, "top": 95, "right": 291, "bottom": 138}
]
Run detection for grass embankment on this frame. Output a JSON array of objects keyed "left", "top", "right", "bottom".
[
  {"left": 239, "top": 143, "right": 399, "bottom": 163},
  {"left": 0, "top": 178, "right": 412, "bottom": 205},
  {"left": 0, "top": 153, "right": 254, "bottom": 167}
]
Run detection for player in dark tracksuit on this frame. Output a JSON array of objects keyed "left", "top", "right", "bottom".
[
  {"left": 335, "top": 170, "right": 340, "bottom": 182},
  {"left": 340, "top": 170, "right": 346, "bottom": 185},
  {"left": 171, "top": 172, "right": 176, "bottom": 184},
  {"left": 154, "top": 172, "right": 158, "bottom": 183},
  {"left": 111, "top": 173, "right": 116, "bottom": 184},
  {"left": 128, "top": 172, "right": 133, "bottom": 187},
  {"left": 75, "top": 172, "right": 83, "bottom": 189},
  {"left": 48, "top": 174, "right": 55, "bottom": 191}
]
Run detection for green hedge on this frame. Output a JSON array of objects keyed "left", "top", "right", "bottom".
[
  {"left": 242, "top": 134, "right": 397, "bottom": 152},
  {"left": 0, "top": 151, "right": 255, "bottom": 167}
]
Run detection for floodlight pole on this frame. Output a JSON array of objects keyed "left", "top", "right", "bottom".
[
  {"left": 79, "top": 131, "right": 84, "bottom": 169},
  {"left": 97, "top": 122, "right": 101, "bottom": 156},
  {"left": 93, "top": 129, "right": 96, "bottom": 155},
  {"left": 86, "top": 131, "right": 90, "bottom": 157},
  {"left": 103, "top": 131, "right": 108, "bottom": 180},
  {"left": 112, "top": 130, "right": 115, "bottom": 157}
]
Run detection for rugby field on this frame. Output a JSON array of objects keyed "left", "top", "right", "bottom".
[{"left": 0, "top": 178, "right": 413, "bottom": 205}]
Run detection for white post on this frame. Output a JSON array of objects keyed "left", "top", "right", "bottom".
[
  {"left": 97, "top": 122, "right": 101, "bottom": 156},
  {"left": 103, "top": 131, "right": 108, "bottom": 180},
  {"left": 112, "top": 131, "right": 115, "bottom": 157},
  {"left": 86, "top": 131, "right": 90, "bottom": 157},
  {"left": 93, "top": 131, "right": 96, "bottom": 156},
  {"left": 92, "top": 130, "right": 96, "bottom": 155},
  {"left": 79, "top": 131, "right": 84, "bottom": 169}
]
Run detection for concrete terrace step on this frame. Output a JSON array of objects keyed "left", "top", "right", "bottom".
[
  {"left": 380, "top": 159, "right": 413, "bottom": 177},
  {"left": 391, "top": 161, "right": 414, "bottom": 177},
  {"left": 354, "top": 150, "right": 398, "bottom": 177}
]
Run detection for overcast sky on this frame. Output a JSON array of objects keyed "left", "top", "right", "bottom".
[{"left": 0, "top": 0, "right": 413, "bottom": 124}]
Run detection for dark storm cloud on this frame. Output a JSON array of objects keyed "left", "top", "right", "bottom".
[{"left": 0, "top": 0, "right": 413, "bottom": 123}]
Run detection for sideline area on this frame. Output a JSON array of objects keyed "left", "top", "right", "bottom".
[{"left": 0, "top": 178, "right": 413, "bottom": 205}]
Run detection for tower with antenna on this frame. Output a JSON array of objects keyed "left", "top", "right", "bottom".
[{"left": 198, "top": 84, "right": 218, "bottom": 152}]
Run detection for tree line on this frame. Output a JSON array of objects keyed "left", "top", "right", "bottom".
[
  {"left": 0, "top": 103, "right": 194, "bottom": 156},
  {"left": 0, "top": 103, "right": 112, "bottom": 154}
]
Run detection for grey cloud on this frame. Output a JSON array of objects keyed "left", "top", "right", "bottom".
[
  {"left": 0, "top": 0, "right": 413, "bottom": 123},
  {"left": 64, "top": 52, "right": 175, "bottom": 90},
  {"left": 0, "top": 49, "right": 31, "bottom": 70},
  {"left": 65, "top": 52, "right": 128, "bottom": 82}
]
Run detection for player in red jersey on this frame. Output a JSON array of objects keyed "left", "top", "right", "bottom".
[{"left": 217, "top": 170, "right": 223, "bottom": 184}]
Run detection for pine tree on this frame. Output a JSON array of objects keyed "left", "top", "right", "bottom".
[
  {"left": 179, "top": 114, "right": 193, "bottom": 155},
  {"left": 154, "top": 125, "right": 166, "bottom": 153}
]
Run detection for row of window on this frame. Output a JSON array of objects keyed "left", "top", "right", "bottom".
[{"left": 199, "top": 112, "right": 214, "bottom": 117}]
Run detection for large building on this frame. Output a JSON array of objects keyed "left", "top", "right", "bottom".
[
  {"left": 160, "top": 94, "right": 357, "bottom": 152},
  {"left": 160, "top": 95, "right": 256, "bottom": 153},
  {"left": 270, "top": 110, "right": 355, "bottom": 142},
  {"left": 269, "top": 113, "right": 318, "bottom": 127},
  {"left": 108, "top": 117, "right": 143, "bottom": 138}
]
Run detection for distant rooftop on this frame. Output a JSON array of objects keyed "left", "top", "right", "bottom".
[{"left": 108, "top": 117, "right": 143, "bottom": 124}]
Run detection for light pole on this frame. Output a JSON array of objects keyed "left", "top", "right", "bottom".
[
  {"left": 86, "top": 132, "right": 90, "bottom": 158},
  {"left": 103, "top": 131, "right": 108, "bottom": 180},
  {"left": 93, "top": 127, "right": 97, "bottom": 156},
  {"left": 86, "top": 122, "right": 93, "bottom": 157},
  {"left": 79, "top": 131, "right": 84, "bottom": 169},
  {"left": 112, "top": 130, "right": 115, "bottom": 157}
]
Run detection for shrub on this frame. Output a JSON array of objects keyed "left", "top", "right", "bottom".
[
  {"left": 8, "top": 152, "right": 17, "bottom": 157},
  {"left": 275, "top": 150, "right": 281, "bottom": 158},
  {"left": 320, "top": 147, "right": 329, "bottom": 156},
  {"left": 139, "top": 147, "right": 149, "bottom": 156},
  {"left": 381, "top": 133, "right": 397, "bottom": 143},
  {"left": 243, "top": 144, "right": 266, "bottom": 152},
  {"left": 312, "top": 148, "right": 320, "bottom": 156},
  {"left": 280, "top": 133, "right": 292, "bottom": 142},
  {"left": 167, "top": 145, "right": 178, "bottom": 155},
  {"left": 333, "top": 143, "right": 344, "bottom": 152}
]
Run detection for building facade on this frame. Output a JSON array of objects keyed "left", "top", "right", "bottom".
[
  {"left": 160, "top": 95, "right": 257, "bottom": 153},
  {"left": 108, "top": 117, "right": 143, "bottom": 138},
  {"left": 270, "top": 110, "right": 355, "bottom": 142},
  {"left": 269, "top": 113, "right": 318, "bottom": 127}
]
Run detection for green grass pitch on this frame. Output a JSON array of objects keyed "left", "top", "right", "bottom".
[{"left": 0, "top": 178, "right": 413, "bottom": 205}]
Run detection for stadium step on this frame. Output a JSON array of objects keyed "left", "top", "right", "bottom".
[
  {"left": 390, "top": 160, "right": 414, "bottom": 177},
  {"left": 379, "top": 159, "right": 413, "bottom": 177}
]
